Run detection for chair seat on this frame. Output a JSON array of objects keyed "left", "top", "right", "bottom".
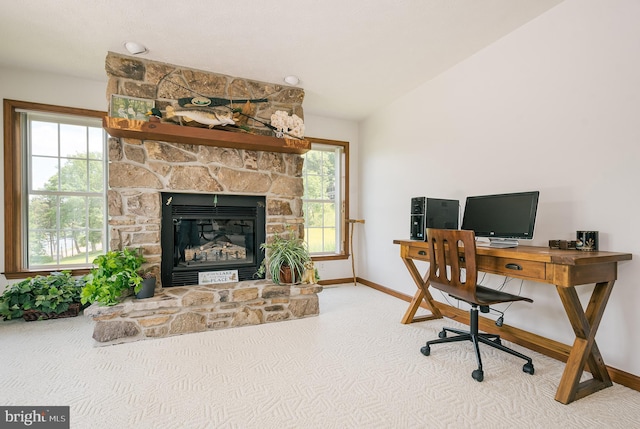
[
  {"left": 448, "top": 286, "right": 533, "bottom": 307},
  {"left": 474, "top": 285, "right": 534, "bottom": 306}
]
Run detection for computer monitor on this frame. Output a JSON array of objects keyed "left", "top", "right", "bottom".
[{"left": 461, "top": 191, "right": 540, "bottom": 248}]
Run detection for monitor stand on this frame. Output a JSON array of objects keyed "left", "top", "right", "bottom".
[{"left": 488, "top": 238, "right": 519, "bottom": 248}]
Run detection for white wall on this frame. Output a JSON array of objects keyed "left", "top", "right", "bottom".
[
  {"left": 358, "top": 0, "right": 640, "bottom": 376},
  {"left": 0, "top": 67, "right": 359, "bottom": 289}
]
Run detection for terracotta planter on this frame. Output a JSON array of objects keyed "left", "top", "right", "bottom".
[
  {"left": 278, "top": 265, "right": 303, "bottom": 284},
  {"left": 279, "top": 265, "right": 293, "bottom": 284}
]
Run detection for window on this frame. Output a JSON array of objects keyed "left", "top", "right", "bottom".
[
  {"left": 302, "top": 138, "right": 349, "bottom": 259},
  {"left": 3, "top": 99, "right": 107, "bottom": 278}
]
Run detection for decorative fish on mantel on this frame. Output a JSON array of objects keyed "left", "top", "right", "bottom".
[
  {"left": 165, "top": 105, "right": 235, "bottom": 128},
  {"left": 178, "top": 96, "right": 268, "bottom": 108}
]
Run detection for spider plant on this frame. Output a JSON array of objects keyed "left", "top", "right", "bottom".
[{"left": 255, "top": 229, "right": 311, "bottom": 285}]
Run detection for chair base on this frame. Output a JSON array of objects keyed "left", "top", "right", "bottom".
[{"left": 420, "top": 307, "right": 534, "bottom": 382}]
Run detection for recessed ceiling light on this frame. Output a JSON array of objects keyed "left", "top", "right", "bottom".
[
  {"left": 283, "top": 75, "right": 300, "bottom": 86},
  {"left": 124, "top": 41, "right": 148, "bottom": 55}
]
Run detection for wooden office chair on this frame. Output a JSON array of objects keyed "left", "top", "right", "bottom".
[{"left": 420, "top": 228, "right": 535, "bottom": 382}]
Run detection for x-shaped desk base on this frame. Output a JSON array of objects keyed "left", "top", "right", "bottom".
[{"left": 554, "top": 280, "right": 614, "bottom": 404}]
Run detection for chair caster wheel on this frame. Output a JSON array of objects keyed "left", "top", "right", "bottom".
[
  {"left": 420, "top": 345, "right": 431, "bottom": 356},
  {"left": 438, "top": 330, "right": 447, "bottom": 339},
  {"left": 472, "top": 369, "right": 484, "bottom": 382},
  {"left": 523, "top": 362, "right": 535, "bottom": 375}
]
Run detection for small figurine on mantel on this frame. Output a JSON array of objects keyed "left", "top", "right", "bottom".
[
  {"left": 146, "top": 108, "right": 162, "bottom": 122},
  {"left": 270, "top": 110, "right": 305, "bottom": 138},
  {"left": 301, "top": 260, "right": 317, "bottom": 285}
]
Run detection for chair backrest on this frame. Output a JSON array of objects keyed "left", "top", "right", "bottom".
[{"left": 426, "top": 228, "right": 478, "bottom": 303}]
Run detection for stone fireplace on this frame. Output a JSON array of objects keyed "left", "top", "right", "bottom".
[
  {"left": 84, "top": 53, "right": 322, "bottom": 345},
  {"left": 105, "top": 51, "right": 307, "bottom": 285}
]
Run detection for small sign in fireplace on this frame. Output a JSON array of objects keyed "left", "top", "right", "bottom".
[{"left": 199, "top": 269, "right": 239, "bottom": 284}]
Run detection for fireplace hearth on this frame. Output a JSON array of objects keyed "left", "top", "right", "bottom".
[{"left": 161, "top": 192, "right": 266, "bottom": 287}]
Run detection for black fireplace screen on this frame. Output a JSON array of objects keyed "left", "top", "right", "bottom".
[{"left": 161, "top": 193, "right": 266, "bottom": 287}]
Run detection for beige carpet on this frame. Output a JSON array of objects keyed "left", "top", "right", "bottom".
[{"left": 1, "top": 284, "right": 638, "bottom": 428}]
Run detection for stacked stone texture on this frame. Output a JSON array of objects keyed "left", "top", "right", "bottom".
[
  {"left": 105, "top": 52, "right": 305, "bottom": 135},
  {"left": 85, "top": 280, "right": 322, "bottom": 345}
]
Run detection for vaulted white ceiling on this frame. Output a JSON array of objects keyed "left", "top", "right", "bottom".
[{"left": 0, "top": 0, "right": 564, "bottom": 121}]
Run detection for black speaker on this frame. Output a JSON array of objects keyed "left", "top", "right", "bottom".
[{"left": 410, "top": 197, "right": 426, "bottom": 240}]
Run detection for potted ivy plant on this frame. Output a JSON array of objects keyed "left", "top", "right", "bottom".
[
  {"left": 0, "top": 271, "right": 85, "bottom": 321},
  {"left": 255, "top": 228, "right": 311, "bottom": 285},
  {"left": 80, "top": 248, "right": 145, "bottom": 306}
]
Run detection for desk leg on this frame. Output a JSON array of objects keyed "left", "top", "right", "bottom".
[
  {"left": 554, "top": 281, "right": 614, "bottom": 404},
  {"left": 400, "top": 257, "right": 442, "bottom": 324}
]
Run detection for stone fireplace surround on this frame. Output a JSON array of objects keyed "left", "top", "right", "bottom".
[
  {"left": 105, "top": 51, "right": 307, "bottom": 264},
  {"left": 85, "top": 53, "right": 322, "bottom": 344}
]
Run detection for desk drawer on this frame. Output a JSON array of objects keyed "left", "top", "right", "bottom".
[
  {"left": 405, "top": 245, "right": 547, "bottom": 281},
  {"left": 407, "top": 246, "right": 430, "bottom": 261},
  {"left": 477, "top": 256, "right": 546, "bottom": 281}
]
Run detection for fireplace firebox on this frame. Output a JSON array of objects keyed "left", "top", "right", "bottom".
[{"left": 161, "top": 192, "right": 266, "bottom": 287}]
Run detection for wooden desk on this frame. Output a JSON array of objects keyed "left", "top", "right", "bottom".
[{"left": 394, "top": 239, "right": 632, "bottom": 404}]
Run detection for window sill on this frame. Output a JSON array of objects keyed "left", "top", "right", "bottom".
[{"left": 311, "top": 253, "right": 349, "bottom": 262}]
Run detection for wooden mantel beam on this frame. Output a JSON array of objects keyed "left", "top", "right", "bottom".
[{"left": 103, "top": 117, "right": 310, "bottom": 154}]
